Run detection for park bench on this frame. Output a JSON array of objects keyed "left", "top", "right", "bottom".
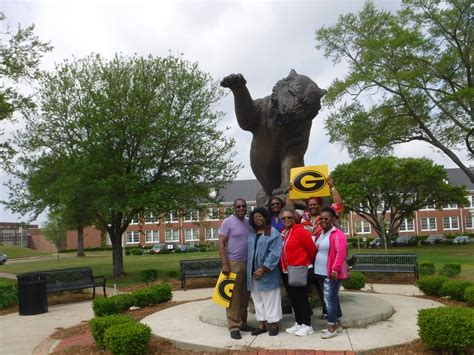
[
  {"left": 42, "top": 267, "right": 107, "bottom": 298},
  {"left": 347, "top": 253, "right": 419, "bottom": 282},
  {"left": 180, "top": 258, "right": 222, "bottom": 289}
]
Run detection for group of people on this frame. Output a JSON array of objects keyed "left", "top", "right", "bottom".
[{"left": 218, "top": 178, "right": 348, "bottom": 340}]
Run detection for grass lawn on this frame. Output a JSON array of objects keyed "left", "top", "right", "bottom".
[
  {"left": 0, "top": 250, "right": 220, "bottom": 288},
  {"left": 1, "top": 244, "right": 473, "bottom": 288},
  {"left": 348, "top": 244, "right": 474, "bottom": 281},
  {"left": 0, "top": 245, "right": 51, "bottom": 258}
]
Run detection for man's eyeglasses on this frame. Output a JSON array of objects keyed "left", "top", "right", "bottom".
[
  {"left": 271, "top": 202, "right": 281, "bottom": 206},
  {"left": 235, "top": 205, "right": 247, "bottom": 209},
  {"left": 282, "top": 216, "right": 294, "bottom": 220},
  {"left": 320, "top": 217, "right": 331, "bottom": 221}
]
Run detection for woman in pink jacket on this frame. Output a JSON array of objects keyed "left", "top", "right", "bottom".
[{"left": 313, "top": 207, "right": 349, "bottom": 339}]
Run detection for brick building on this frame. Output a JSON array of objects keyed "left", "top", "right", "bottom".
[{"left": 3, "top": 168, "right": 472, "bottom": 251}]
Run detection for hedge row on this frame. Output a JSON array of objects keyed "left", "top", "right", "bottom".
[
  {"left": 418, "top": 307, "right": 474, "bottom": 352},
  {"left": 90, "top": 314, "right": 151, "bottom": 354},
  {"left": 93, "top": 283, "right": 172, "bottom": 316},
  {"left": 417, "top": 275, "right": 473, "bottom": 302},
  {"left": 0, "top": 282, "right": 18, "bottom": 309}
]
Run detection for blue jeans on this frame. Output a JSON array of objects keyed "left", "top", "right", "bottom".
[{"left": 323, "top": 278, "right": 342, "bottom": 325}]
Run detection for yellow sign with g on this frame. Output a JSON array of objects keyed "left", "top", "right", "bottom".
[{"left": 289, "top": 165, "right": 330, "bottom": 199}]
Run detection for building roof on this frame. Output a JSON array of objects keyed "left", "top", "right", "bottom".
[
  {"left": 216, "top": 179, "right": 262, "bottom": 204},
  {"left": 446, "top": 168, "right": 474, "bottom": 190}
]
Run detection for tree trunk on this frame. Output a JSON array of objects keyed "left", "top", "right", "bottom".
[
  {"left": 110, "top": 231, "right": 125, "bottom": 277},
  {"left": 77, "top": 225, "right": 85, "bottom": 257}
]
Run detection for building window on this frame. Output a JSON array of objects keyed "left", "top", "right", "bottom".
[
  {"left": 130, "top": 215, "right": 139, "bottom": 224},
  {"left": 421, "top": 204, "right": 436, "bottom": 210},
  {"left": 420, "top": 217, "right": 437, "bottom": 231},
  {"left": 143, "top": 212, "right": 159, "bottom": 224},
  {"left": 354, "top": 221, "right": 371, "bottom": 234},
  {"left": 207, "top": 208, "right": 220, "bottom": 221},
  {"left": 467, "top": 195, "right": 474, "bottom": 208},
  {"left": 125, "top": 231, "right": 140, "bottom": 244},
  {"left": 164, "top": 211, "right": 179, "bottom": 223},
  {"left": 206, "top": 227, "right": 219, "bottom": 241},
  {"left": 339, "top": 220, "right": 349, "bottom": 234},
  {"left": 184, "top": 228, "right": 200, "bottom": 242},
  {"left": 184, "top": 210, "right": 199, "bottom": 222},
  {"left": 466, "top": 215, "right": 473, "bottom": 229},
  {"left": 145, "top": 230, "right": 160, "bottom": 243},
  {"left": 165, "top": 229, "right": 179, "bottom": 242},
  {"left": 399, "top": 218, "right": 415, "bottom": 232},
  {"left": 443, "top": 217, "right": 459, "bottom": 230},
  {"left": 442, "top": 203, "right": 458, "bottom": 209}
]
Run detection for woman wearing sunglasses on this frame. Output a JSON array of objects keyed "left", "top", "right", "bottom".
[
  {"left": 267, "top": 196, "right": 284, "bottom": 231},
  {"left": 247, "top": 207, "right": 283, "bottom": 336},
  {"left": 314, "top": 207, "right": 349, "bottom": 339},
  {"left": 279, "top": 207, "right": 316, "bottom": 337}
]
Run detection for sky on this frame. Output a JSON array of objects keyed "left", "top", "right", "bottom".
[{"left": 0, "top": 0, "right": 471, "bottom": 225}]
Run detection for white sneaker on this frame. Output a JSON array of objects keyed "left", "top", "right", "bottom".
[
  {"left": 322, "top": 327, "right": 343, "bottom": 334},
  {"left": 321, "top": 329, "right": 338, "bottom": 339},
  {"left": 285, "top": 323, "right": 301, "bottom": 334},
  {"left": 294, "top": 324, "right": 315, "bottom": 336}
]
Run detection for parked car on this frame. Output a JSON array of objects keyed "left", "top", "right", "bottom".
[
  {"left": 151, "top": 243, "right": 166, "bottom": 254},
  {"left": 0, "top": 252, "right": 7, "bottom": 265},
  {"left": 391, "top": 235, "right": 417, "bottom": 247},
  {"left": 453, "top": 235, "right": 472, "bottom": 245},
  {"left": 369, "top": 238, "right": 381, "bottom": 248},
  {"left": 425, "top": 235, "right": 446, "bottom": 245},
  {"left": 175, "top": 244, "right": 198, "bottom": 252}
]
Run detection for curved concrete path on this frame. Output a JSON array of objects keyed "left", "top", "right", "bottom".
[
  {"left": 142, "top": 288, "right": 442, "bottom": 353},
  {"left": 0, "top": 284, "right": 442, "bottom": 354}
]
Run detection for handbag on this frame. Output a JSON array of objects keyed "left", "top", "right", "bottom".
[
  {"left": 287, "top": 265, "right": 308, "bottom": 287},
  {"left": 284, "top": 228, "right": 309, "bottom": 287}
]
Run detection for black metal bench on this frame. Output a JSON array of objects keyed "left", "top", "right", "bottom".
[
  {"left": 179, "top": 258, "right": 222, "bottom": 289},
  {"left": 347, "top": 253, "right": 419, "bottom": 282},
  {"left": 42, "top": 267, "right": 106, "bottom": 298}
]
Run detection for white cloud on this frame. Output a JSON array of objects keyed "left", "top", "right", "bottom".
[{"left": 1, "top": 0, "right": 470, "bottom": 223}]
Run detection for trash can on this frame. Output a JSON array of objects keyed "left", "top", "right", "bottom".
[{"left": 17, "top": 272, "right": 48, "bottom": 315}]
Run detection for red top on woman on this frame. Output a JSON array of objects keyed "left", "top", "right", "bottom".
[{"left": 280, "top": 224, "right": 316, "bottom": 272}]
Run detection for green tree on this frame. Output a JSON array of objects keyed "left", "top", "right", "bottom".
[
  {"left": 331, "top": 157, "right": 468, "bottom": 247},
  {"left": 316, "top": 0, "right": 473, "bottom": 182},
  {"left": 42, "top": 210, "right": 68, "bottom": 255},
  {"left": 4, "top": 54, "right": 240, "bottom": 277},
  {"left": 0, "top": 12, "right": 52, "bottom": 159}
]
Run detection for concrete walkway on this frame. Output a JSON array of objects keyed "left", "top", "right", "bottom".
[{"left": 0, "top": 284, "right": 439, "bottom": 355}]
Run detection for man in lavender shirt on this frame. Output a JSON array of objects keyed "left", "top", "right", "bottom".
[{"left": 219, "top": 198, "right": 254, "bottom": 339}]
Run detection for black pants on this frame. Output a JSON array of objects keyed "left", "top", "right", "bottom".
[{"left": 282, "top": 272, "right": 312, "bottom": 326}]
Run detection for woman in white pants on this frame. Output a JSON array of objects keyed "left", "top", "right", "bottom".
[{"left": 247, "top": 207, "right": 283, "bottom": 336}]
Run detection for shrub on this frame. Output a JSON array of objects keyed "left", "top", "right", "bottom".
[
  {"left": 440, "top": 239, "right": 453, "bottom": 246},
  {"left": 439, "top": 263, "right": 461, "bottom": 277},
  {"left": 90, "top": 314, "right": 134, "bottom": 348},
  {"left": 0, "top": 282, "right": 18, "bottom": 308},
  {"left": 125, "top": 250, "right": 131, "bottom": 256},
  {"left": 418, "top": 307, "right": 474, "bottom": 352},
  {"left": 140, "top": 269, "right": 158, "bottom": 283},
  {"left": 92, "top": 294, "right": 134, "bottom": 316},
  {"left": 174, "top": 248, "right": 182, "bottom": 253},
  {"left": 131, "top": 248, "right": 142, "bottom": 256},
  {"left": 419, "top": 262, "right": 436, "bottom": 277},
  {"left": 464, "top": 285, "right": 474, "bottom": 306},
  {"left": 159, "top": 247, "right": 171, "bottom": 254},
  {"left": 199, "top": 247, "right": 207, "bottom": 252},
  {"left": 341, "top": 272, "right": 365, "bottom": 290},
  {"left": 93, "top": 284, "right": 171, "bottom": 316},
  {"left": 417, "top": 275, "right": 448, "bottom": 296},
  {"left": 104, "top": 322, "right": 151, "bottom": 355},
  {"left": 166, "top": 270, "right": 179, "bottom": 279},
  {"left": 440, "top": 280, "right": 473, "bottom": 301}
]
